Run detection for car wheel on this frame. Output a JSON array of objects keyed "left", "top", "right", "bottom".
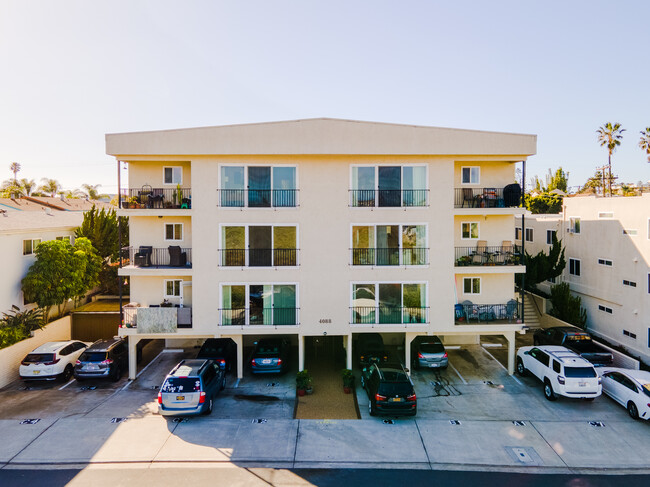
[
  {"left": 60, "top": 365, "right": 73, "bottom": 382},
  {"left": 368, "top": 399, "right": 376, "bottom": 417},
  {"left": 204, "top": 398, "right": 213, "bottom": 415},
  {"left": 220, "top": 376, "right": 226, "bottom": 391},
  {"left": 516, "top": 358, "right": 527, "bottom": 376},
  {"left": 543, "top": 379, "right": 556, "bottom": 401},
  {"left": 111, "top": 366, "right": 121, "bottom": 382},
  {"left": 627, "top": 401, "right": 639, "bottom": 420}
]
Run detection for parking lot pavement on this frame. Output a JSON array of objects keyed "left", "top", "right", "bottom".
[{"left": 0, "top": 418, "right": 57, "bottom": 463}]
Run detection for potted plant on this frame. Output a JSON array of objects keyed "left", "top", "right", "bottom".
[
  {"left": 341, "top": 369, "right": 355, "bottom": 393},
  {"left": 296, "top": 370, "right": 311, "bottom": 396},
  {"left": 160, "top": 299, "right": 173, "bottom": 308}
]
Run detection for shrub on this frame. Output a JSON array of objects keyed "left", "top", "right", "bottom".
[{"left": 549, "top": 283, "right": 587, "bottom": 328}]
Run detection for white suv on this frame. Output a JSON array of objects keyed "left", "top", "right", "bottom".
[
  {"left": 20, "top": 341, "right": 89, "bottom": 382},
  {"left": 516, "top": 345, "right": 602, "bottom": 401}
]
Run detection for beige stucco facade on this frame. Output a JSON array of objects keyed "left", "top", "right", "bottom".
[{"left": 108, "top": 118, "right": 536, "bottom": 378}]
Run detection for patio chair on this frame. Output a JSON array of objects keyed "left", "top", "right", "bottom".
[
  {"left": 496, "top": 240, "right": 514, "bottom": 264},
  {"left": 138, "top": 184, "right": 153, "bottom": 208},
  {"left": 134, "top": 246, "right": 152, "bottom": 267},
  {"left": 461, "top": 300, "right": 479, "bottom": 323},
  {"left": 149, "top": 188, "right": 164, "bottom": 208},
  {"left": 506, "top": 299, "right": 518, "bottom": 323},
  {"left": 462, "top": 188, "right": 480, "bottom": 208},
  {"left": 471, "top": 240, "right": 488, "bottom": 264},
  {"left": 168, "top": 246, "right": 187, "bottom": 267}
]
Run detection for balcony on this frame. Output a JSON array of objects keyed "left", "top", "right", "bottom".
[
  {"left": 218, "top": 248, "right": 298, "bottom": 267},
  {"left": 120, "top": 187, "right": 191, "bottom": 210},
  {"left": 454, "top": 245, "right": 521, "bottom": 266},
  {"left": 219, "top": 307, "right": 299, "bottom": 327},
  {"left": 454, "top": 186, "right": 521, "bottom": 209},
  {"left": 351, "top": 248, "right": 429, "bottom": 266},
  {"left": 349, "top": 189, "right": 429, "bottom": 208},
  {"left": 217, "top": 189, "right": 298, "bottom": 208},
  {"left": 122, "top": 306, "right": 192, "bottom": 332},
  {"left": 454, "top": 300, "right": 522, "bottom": 324},
  {"left": 350, "top": 306, "right": 429, "bottom": 326},
  {"left": 122, "top": 246, "right": 192, "bottom": 268}
]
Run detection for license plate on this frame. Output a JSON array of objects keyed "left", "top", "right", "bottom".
[
  {"left": 176, "top": 396, "right": 185, "bottom": 401},
  {"left": 391, "top": 397, "right": 403, "bottom": 402},
  {"left": 429, "top": 363, "right": 440, "bottom": 368},
  {"left": 262, "top": 359, "right": 272, "bottom": 364},
  {"left": 87, "top": 364, "right": 99, "bottom": 371},
  {"left": 33, "top": 370, "right": 40, "bottom": 375},
  {"left": 579, "top": 382, "right": 586, "bottom": 387}
]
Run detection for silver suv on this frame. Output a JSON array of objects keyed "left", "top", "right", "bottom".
[{"left": 517, "top": 345, "right": 602, "bottom": 401}]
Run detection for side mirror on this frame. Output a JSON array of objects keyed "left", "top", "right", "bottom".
[{"left": 524, "top": 351, "right": 530, "bottom": 355}]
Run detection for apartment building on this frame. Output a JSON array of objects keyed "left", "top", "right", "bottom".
[
  {"left": 106, "top": 118, "right": 536, "bottom": 379},
  {"left": 526, "top": 194, "right": 650, "bottom": 365}
]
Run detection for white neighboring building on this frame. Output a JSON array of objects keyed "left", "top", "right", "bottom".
[
  {"left": 0, "top": 208, "right": 83, "bottom": 313},
  {"left": 525, "top": 194, "right": 650, "bottom": 365}
]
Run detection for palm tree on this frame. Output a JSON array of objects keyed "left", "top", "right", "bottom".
[
  {"left": 9, "top": 162, "right": 21, "bottom": 182},
  {"left": 39, "top": 178, "right": 61, "bottom": 197},
  {"left": 81, "top": 183, "right": 101, "bottom": 200},
  {"left": 19, "top": 178, "right": 36, "bottom": 196},
  {"left": 596, "top": 122, "right": 625, "bottom": 196},
  {"left": 639, "top": 127, "right": 650, "bottom": 163}
]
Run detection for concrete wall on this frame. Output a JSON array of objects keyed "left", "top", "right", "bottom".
[{"left": 0, "top": 316, "right": 71, "bottom": 389}]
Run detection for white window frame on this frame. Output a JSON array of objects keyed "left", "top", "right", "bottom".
[
  {"left": 220, "top": 282, "right": 300, "bottom": 326},
  {"left": 623, "top": 229, "right": 638, "bottom": 236},
  {"left": 163, "top": 166, "right": 183, "bottom": 185},
  {"left": 164, "top": 279, "right": 182, "bottom": 298},
  {"left": 525, "top": 228, "right": 534, "bottom": 242},
  {"left": 461, "top": 222, "right": 480, "bottom": 240},
  {"left": 349, "top": 223, "right": 428, "bottom": 267},
  {"left": 349, "top": 164, "right": 429, "bottom": 207},
  {"left": 515, "top": 228, "right": 522, "bottom": 241},
  {"left": 164, "top": 223, "right": 184, "bottom": 242},
  {"left": 598, "top": 304, "right": 613, "bottom": 314},
  {"left": 597, "top": 258, "right": 613, "bottom": 267},
  {"left": 23, "top": 238, "right": 42, "bottom": 256},
  {"left": 461, "top": 166, "right": 480, "bottom": 185},
  {"left": 623, "top": 329, "right": 637, "bottom": 339},
  {"left": 569, "top": 258, "right": 581, "bottom": 277},
  {"left": 55, "top": 236, "right": 72, "bottom": 244},
  {"left": 598, "top": 212, "right": 614, "bottom": 219},
  {"left": 219, "top": 223, "right": 299, "bottom": 267},
  {"left": 546, "top": 230, "right": 556, "bottom": 245},
  {"left": 219, "top": 164, "right": 299, "bottom": 208},
  {"left": 569, "top": 217, "right": 580, "bottom": 234},
  {"left": 349, "top": 281, "right": 429, "bottom": 322},
  {"left": 462, "top": 277, "right": 481, "bottom": 295},
  {"left": 623, "top": 279, "right": 636, "bottom": 288}
]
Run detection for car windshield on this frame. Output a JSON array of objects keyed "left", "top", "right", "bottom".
[
  {"left": 564, "top": 366, "right": 597, "bottom": 378},
  {"left": 201, "top": 346, "right": 225, "bottom": 355},
  {"left": 420, "top": 343, "right": 444, "bottom": 353},
  {"left": 641, "top": 383, "right": 650, "bottom": 398},
  {"left": 161, "top": 377, "right": 201, "bottom": 393},
  {"left": 378, "top": 382, "right": 413, "bottom": 396},
  {"left": 256, "top": 345, "right": 279, "bottom": 355},
  {"left": 23, "top": 353, "right": 55, "bottom": 363},
  {"left": 79, "top": 352, "right": 108, "bottom": 362}
]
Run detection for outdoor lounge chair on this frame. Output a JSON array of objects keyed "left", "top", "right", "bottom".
[
  {"left": 461, "top": 300, "right": 479, "bottom": 323},
  {"left": 496, "top": 240, "right": 514, "bottom": 264},
  {"left": 462, "top": 188, "right": 480, "bottom": 208},
  {"left": 134, "top": 246, "right": 152, "bottom": 267},
  {"left": 471, "top": 240, "right": 488, "bottom": 264},
  {"left": 168, "top": 246, "right": 187, "bottom": 267}
]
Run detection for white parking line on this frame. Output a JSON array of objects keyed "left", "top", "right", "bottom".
[
  {"left": 58, "top": 379, "right": 75, "bottom": 390},
  {"left": 233, "top": 378, "right": 241, "bottom": 388},
  {"left": 481, "top": 346, "right": 523, "bottom": 386},
  {"left": 448, "top": 362, "right": 467, "bottom": 385}
]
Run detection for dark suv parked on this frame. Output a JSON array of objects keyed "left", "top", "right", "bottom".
[
  {"left": 74, "top": 337, "right": 128, "bottom": 382},
  {"left": 196, "top": 338, "right": 237, "bottom": 372},
  {"left": 361, "top": 362, "right": 417, "bottom": 416},
  {"left": 356, "top": 333, "right": 388, "bottom": 368}
]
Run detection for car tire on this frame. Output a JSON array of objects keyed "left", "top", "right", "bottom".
[
  {"left": 584, "top": 397, "right": 595, "bottom": 402},
  {"left": 543, "top": 379, "right": 556, "bottom": 401},
  {"left": 368, "top": 399, "right": 376, "bottom": 417},
  {"left": 516, "top": 358, "right": 527, "bottom": 376},
  {"left": 627, "top": 401, "right": 639, "bottom": 420},
  {"left": 204, "top": 398, "right": 213, "bottom": 415},
  {"left": 111, "top": 366, "right": 121, "bottom": 382},
  {"left": 60, "top": 365, "right": 73, "bottom": 382}
]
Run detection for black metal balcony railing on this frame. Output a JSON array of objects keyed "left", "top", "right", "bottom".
[
  {"left": 351, "top": 248, "right": 429, "bottom": 266},
  {"left": 122, "top": 306, "right": 192, "bottom": 329},
  {"left": 219, "top": 248, "right": 298, "bottom": 267},
  {"left": 122, "top": 246, "right": 192, "bottom": 268},
  {"left": 454, "top": 187, "right": 521, "bottom": 209},
  {"left": 454, "top": 245, "right": 522, "bottom": 266},
  {"left": 121, "top": 188, "right": 192, "bottom": 209},
  {"left": 218, "top": 189, "right": 298, "bottom": 208},
  {"left": 454, "top": 301, "right": 522, "bottom": 324},
  {"left": 219, "top": 307, "right": 299, "bottom": 326},
  {"left": 349, "top": 189, "right": 429, "bottom": 208},
  {"left": 350, "top": 306, "right": 429, "bottom": 325}
]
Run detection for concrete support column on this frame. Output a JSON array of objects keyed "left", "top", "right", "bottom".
[
  {"left": 405, "top": 332, "right": 419, "bottom": 374},
  {"left": 344, "top": 333, "right": 353, "bottom": 370},
  {"left": 127, "top": 336, "right": 142, "bottom": 380},
  {"left": 229, "top": 335, "right": 244, "bottom": 379},
  {"left": 298, "top": 335, "right": 305, "bottom": 372},
  {"left": 505, "top": 331, "right": 516, "bottom": 375}
]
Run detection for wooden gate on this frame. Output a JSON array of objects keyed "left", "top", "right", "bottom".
[{"left": 71, "top": 312, "right": 120, "bottom": 342}]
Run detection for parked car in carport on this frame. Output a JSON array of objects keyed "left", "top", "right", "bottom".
[
  {"left": 158, "top": 359, "right": 226, "bottom": 416},
  {"left": 356, "top": 333, "right": 388, "bottom": 368},
  {"left": 74, "top": 337, "right": 128, "bottom": 382},
  {"left": 250, "top": 338, "right": 290, "bottom": 374},
  {"left": 20, "top": 341, "right": 89, "bottom": 382},
  {"left": 361, "top": 362, "right": 417, "bottom": 416},
  {"left": 598, "top": 367, "right": 650, "bottom": 420},
  {"left": 197, "top": 338, "right": 237, "bottom": 372},
  {"left": 411, "top": 336, "right": 448, "bottom": 370}
]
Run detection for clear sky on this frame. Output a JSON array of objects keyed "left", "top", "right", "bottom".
[{"left": 1, "top": 0, "right": 649, "bottom": 193}]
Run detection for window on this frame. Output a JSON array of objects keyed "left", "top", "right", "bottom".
[
  {"left": 163, "top": 166, "right": 182, "bottom": 185},
  {"left": 569, "top": 258, "right": 581, "bottom": 277},
  {"left": 623, "top": 229, "right": 638, "bottom": 236},
  {"left": 597, "top": 258, "right": 612, "bottom": 267},
  {"left": 598, "top": 212, "right": 614, "bottom": 219},
  {"left": 23, "top": 238, "right": 42, "bottom": 255},
  {"left": 221, "top": 283, "right": 297, "bottom": 326},
  {"left": 165, "top": 279, "right": 182, "bottom": 297},
  {"left": 623, "top": 329, "right": 637, "bottom": 339},
  {"left": 553, "top": 360, "right": 561, "bottom": 373},
  {"left": 623, "top": 280, "right": 637, "bottom": 287},
  {"left": 598, "top": 304, "right": 613, "bottom": 314},
  {"left": 463, "top": 277, "right": 480, "bottom": 295},
  {"left": 165, "top": 223, "right": 183, "bottom": 241},
  {"left": 220, "top": 165, "right": 297, "bottom": 207},
  {"left": 515, "top": 228, "right": 522, "bottom": 241},
  {"left": 525, "top": 228, "right": 533, "bottom": 242},
  {"left": 221, "top": 225, "right": 297, "bottom": 266},
  {"left": 461, "top": 167, "right": 480, "bottom": 184},
  {"left": 546, "top": 230, "right": 556, "bottom": 245},
  {"left": 569, "top": 217, "right": 580, "bottom": 234},
  {"left": 350, "top": 165, "right": 427, "bottom": 207},
  {"left": 56, "top": 236, "right": 72, "bottom": 244},
  {"left": 461, "top": 222, "right": 479, "bottom": 240},
  {"left": 351, "top": 282, "right": 427, "bottom": 324},
  {"left": 351, "top": 224, "right": 427, "bottom": 266}
]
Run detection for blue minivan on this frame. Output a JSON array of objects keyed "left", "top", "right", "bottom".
[{"left": 158, "top": 359, "right": 226, "bottom": 416}]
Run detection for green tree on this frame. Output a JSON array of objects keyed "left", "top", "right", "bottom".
[
  {"left": 0, "top": 179, "right": 23, "bottom": 198},
  {"left": 39, "top": 178, "right": 61, "bottom": 197},
  {"left": 524, "top": 193, "right": 563, "bottom": 214},
  {"left": 640, "top": 127, "right": 650, "bottom": 163},
  {"left": 69, "top": 238, "right": 102, "bottom": 306},
  {"left": 19, "top": 178, "right": 36, "bottom": 196},
  {"left": 596, "top": 122, "right": 625, "bottom": 196},
  {"left": 549, "top": 282, "right": 587, "bottom": 328},
  {"left": 525, "top": 233, "right": 566, "bottom": 289},
  {"left": 75, "top": 206, "right": 128, "bottom": 261},
  {"left": 1, "top": 305, "right": 44, "bottom": 334},
  {"left": 81, "top": 183, "right": 105, "bottom": 200},
  {"left": 546, "top": 167, "right": 569, "bottom": 192}
]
